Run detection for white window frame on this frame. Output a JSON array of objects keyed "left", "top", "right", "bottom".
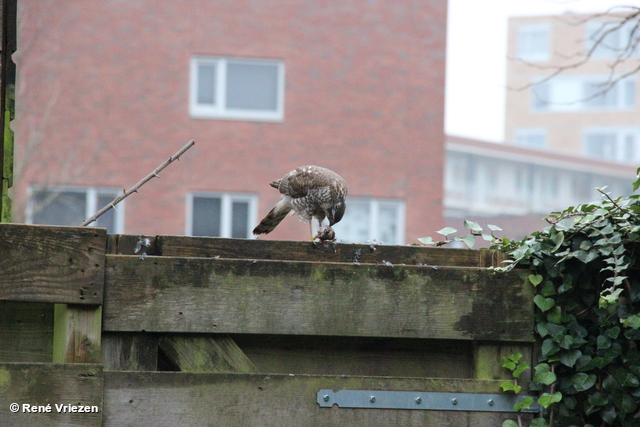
[
  {"left": 186, "top": 192, "right": 258, "bottom": 238},
  {"left": 332, "top": 198, "right": 405, "bottom": 245},
  {"left": 583, "top": 127, "right": 640, "bottom": 164},
  {"left": 189, "top": 56, "right": 285, "bottom": 121},
  {"left": 26, "top": 186, "right": 125, "bottom": 233},
  {"left": 531, "top": 75, "right": 636, "bottom": 112},
  {"left": 517, "top": 24, "right": 551, "bottom": 62}
]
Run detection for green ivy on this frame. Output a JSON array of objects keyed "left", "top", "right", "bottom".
[{"left": 420, "top": 171, "right": 640, "bottom": 426}]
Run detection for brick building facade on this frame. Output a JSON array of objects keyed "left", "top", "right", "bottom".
[{"left": 13, "top": 1, "right": 446, "bottom": 244}]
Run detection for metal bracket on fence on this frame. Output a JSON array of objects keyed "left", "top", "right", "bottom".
[{"left": 317, "top": 389, "right": 541, "bottom": 413}]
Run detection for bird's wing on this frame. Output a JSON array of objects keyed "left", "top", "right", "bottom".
[{"left": 281, "top": 166, "right": 332, "bottom": 199}]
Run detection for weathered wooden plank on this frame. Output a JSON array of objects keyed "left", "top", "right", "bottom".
[
  {"left": 158, "top": 335, "right": 257, "bottom": 373},
  {"left": 103, "top": 255, "right": 534, "bottom": 341},
  {"left": 0, "top": 224, "right": 105, "bottom": 304},
  {"left": 102, "top": 333, "right": 158, "bottom": 371},
  {"left": 0, "top": 301, "right": 53, "bottom": 362},
  {"left": 0, "top": 363, "right": 103, "bottom": 427},
  {"left": 53, "top": 304, "right": 102, "bottom": 363},
  {"left": 103, "top": 372, "right": 529, "bottom": 427},
  {"left": 134, "top": 234, "right": 505, "bottom": 267},
  {"left": 233, "top": 334, "right": 472, "bottom": 378}
]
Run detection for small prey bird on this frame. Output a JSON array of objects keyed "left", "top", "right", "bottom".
[{"left": 253, "top": 165, "right": 348, "bottom": 240}]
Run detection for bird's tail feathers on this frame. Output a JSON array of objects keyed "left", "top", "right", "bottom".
[{"left": 253, "top": 199, "right": 291, "bottom": 235}]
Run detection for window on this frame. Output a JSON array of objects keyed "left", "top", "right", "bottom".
[
  {"left": 517, "top": 24, "right": 550, "bottom": 62},
  {"left": 27, "top": 187, "right": 124, "bottom": 233},
  {"left": 332, "top": 198, "right": 405, "bottom": 245},
  {"left": 514, "top": 128, "right": 547, "bottom": 148},
  {"left": 515, "top": 167, "right": 533, "bottom": 200},
  {"left": 583, "top": 128, "right": 640, "bottom": 164},
  {"left": 541, "top": 172, "right": 559, "bottom": 201},
  {"left": 190, "top": 57, "right": 284, "bottom": 121},
  {"left": 587, "top": 21, "right": 640, "bottom": 59},
  {"left": 187, "top": 193, "right": 257, "bottom": 238},
  {"left": 532, "top": 75, "right": 636, "bottom": 111}
]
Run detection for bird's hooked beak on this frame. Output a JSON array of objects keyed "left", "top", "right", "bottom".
[{"left": 328, "top": 201, "right": 346, "bottom": 226}]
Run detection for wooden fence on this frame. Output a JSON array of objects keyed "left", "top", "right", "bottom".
[{"left": 0, "top": 223, "right": 535, "bottom": 426}]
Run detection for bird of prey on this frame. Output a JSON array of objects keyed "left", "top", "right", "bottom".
[{"left": 253, "top": 165, "right": 348, "bottom": 240}]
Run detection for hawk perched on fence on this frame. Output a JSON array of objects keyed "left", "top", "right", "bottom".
[{"left": 253, "top": 165, "right": 348, "bottom": 240}]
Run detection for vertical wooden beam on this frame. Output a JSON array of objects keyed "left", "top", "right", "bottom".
[
  {"left": 473, "top": 252, "right": 534, "bottom": 382},
  {"left": 53, "top": 304, "right": 102, "bottom": 363},
  {"left": 0, "top": 0, "right": 16, "bottom": 223}
]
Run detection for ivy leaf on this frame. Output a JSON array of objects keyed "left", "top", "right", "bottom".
[
  {"left": 588, "top": 392, "right": 608, "bottom": 407},
  {"left": 529, "top": 418, "right": 549, "bottom": 427},
  {"left": 551, "top": 231, "right": 565, "bottom": 252},
  {"left": 533, "top": 363, "right": 556, "bottom": 385},
  {"left": 622, "top": 314, "right": 640, "bottom": 329},
  {"left": 577, "top": 356, "right": 612, "bottom": 371},
  {"left": 528, "top": 274, "right": 543, "bottom": 286},
  {"left": 606, "top": 326, "right": 621, "bottom": 339},
  {"left": 502, "top": 357, "right": 516, "bottom": 371},
  {"left": 540, "top": 281, "right": 556, "bottom": 297},
  {"left": 547, "top": 322, "right": 565, "bottom": 337},
  {"left": 572, "top": 372, "right": 597, "bottom": 391},
  {"left": 613, "top": 393, "right": 637, "bottom": 414},
  {"left": 458, "top": 234, "right": 476, "bottom": 249},
  {"left": 602, "top": 375, "right": 621, "bottom": 392},
  {"left": 558, "top": 334, "right": 574, "bottom": 349},
  {"left": 436, "top": 227, "right": 457, "bottom": 236},
  {"left": 534, "top": 295, "right": 555, "bottom": 312},
  {"left": 487, "top": 224, "right": 502, "bottom": 231},
  {"left": 540, "top": 339, "right": 560, "bottom": 358},
  {"left": 555, "top": 218, "right": 575, "bottom": 231},
  {"left": 514, "top": 396, "right": 534, "bottom": 412},
  {"left": 536, "top": 321, "right": 549, "bottom": 337},
  {"left": 560, "top": 349, "right": 582, "bottom": 368},
  {"left": 537, "top": 391, "right": 562, "bottom": 408},
  {"left": 501, "top": 421, "right": 518, "bottom": 427},
  {"left": 601, "top": 405, "right": 617, "bottom": 424},
  {"left": 500, "top": 380, "right": 521, "bottom": 394},
  {"left": 546, "top": 306, "right": 562, "bottom": 324},
  {"left": 513, "top": 361, "right": 529, "bottom": 379},
  {"left": 417, "top": 236, "right": 436, "bottom": 245},
  {"left": 597, "top": 335, "right": 612, "bottom": 350},
  {"left": 615, "top": 370, "right": 640, "bottom": 387},
  {"left": 464, "top": 219, "right": 483, "bottom": 233},
  {"left": 504, "top": 351, "right": 522, "bottom": 364}
]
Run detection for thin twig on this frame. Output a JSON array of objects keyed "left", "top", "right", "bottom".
[{"left": 80, "top": 139, "right": 196, "bottom": 227}]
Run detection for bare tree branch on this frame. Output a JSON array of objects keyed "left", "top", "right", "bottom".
[{"left": 80, "top": 139, "right": 196, "bottom": 227}]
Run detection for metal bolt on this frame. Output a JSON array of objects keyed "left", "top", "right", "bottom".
[
  {"left": 415, "top": 397, "right": 422, "bottom": 404},
  {"left": 323, "top": 395, "right": 330, "bottom": 402},
  {"left": 451, "top": 398, "right": 458, "bottom": 405},
  {"left": 488, "top": 399, "right": 494, "bottom": 407},
  {"left": 370, "top": 396, "right": 376, "bottom": 403}
]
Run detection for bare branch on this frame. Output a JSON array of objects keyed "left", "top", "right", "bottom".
[{"left": 80, "top": 139, "right": 196, "bottom": 227}]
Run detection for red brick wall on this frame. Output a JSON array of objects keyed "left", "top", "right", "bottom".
[{"left": 13, "top": 0, "right": 446, "bottom": 242}]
